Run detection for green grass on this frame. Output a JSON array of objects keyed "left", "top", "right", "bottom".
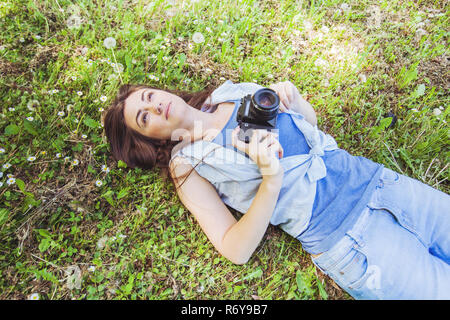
[{"left": 0, "top": 0, "right": 448, "bottom": 300}]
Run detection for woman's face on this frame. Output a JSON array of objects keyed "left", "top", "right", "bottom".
[{"left": 123, "top": 88, "right": 188, "bottom": 140}]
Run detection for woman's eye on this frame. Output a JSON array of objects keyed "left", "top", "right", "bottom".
[
  {"left": 148, "top": 92, "right": 153, "bottom": 101},
  {"left": 143, "top": 112, "right": 148, "bottom": 124}
]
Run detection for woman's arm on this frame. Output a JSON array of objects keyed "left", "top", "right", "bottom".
[
  {"left": 170, "top": 156, "right": 283, "bottom": 265},
  {"left": 269, "top": 80, "right": 318, "bottom": 127}
]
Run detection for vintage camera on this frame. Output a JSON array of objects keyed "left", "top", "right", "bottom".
[{"left": 236, "top": 88, "right": 280, "bottom": 143}]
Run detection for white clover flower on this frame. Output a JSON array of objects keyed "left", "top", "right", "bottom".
[
  {"left": 56, "top": 153, "right": 61, "bottom": 158},
  {"left": 321, "top": 26, "right": 330, "bottom": 33},
  {"left": 58, "top": 111, "right": 65, "bottom": 117},
  {"left": 433, "top": 108, "right": 442, "bottom": 116},
  {"left": 26, "top": 116, "right": 34, "bottom": 121},
  {"left": 27, "top": 156, "right": 36, "bottom": 162},
  {"left": 162, "top": 56, "right": 169, "bottom": 61},
  {"left": 192, "top": 32, "right": 205, "bottom": 44},
  {"left": 27, "top": 100, "right": 40, "bottom": 112},
  {"left": 101, "top": 165, "right": 110, "bottom": 173},
  {"left": 8, "top": 107, "right": 15, "bottom": 112},
  {"left": 88, "top": 266, "right": 96, "bottom": 272},
  {"left": 3, "top": 163, "right": 11, "bottom": 169},
  {"left": 28, "top": 293, "right": 39, "bottom": 300},
  {"left": 81, "top": 134, "right": 87, "bottom": 139},
  {"left": 314, "top": 58, "right": 328, "bottom": 67},
  {"left": 19, "top": 37, "right": 25, "bottom": 43},
  {"left": 98, "top": 107, "right": 104, "bottom": 112},
  {"left": 0, "top": 148, "right": 5, "bottom": 153},
  {"left": 7, "top": 177, "right": 15, "bottom": 185},
  {"left": 188, "top": 43, "right": 194, "bottom": 49},
  {"left": 72, "top": 159, "right": 79, "bottom": 166},
  {"left": 303, "top": 20, "right": 313, "bottom": 31},
  {"left": 87, "top": 59, "right": 93, "bottom": 66},
  {"left": 341, "top": 3, "right": 351, "bottom": 12},
  {"left": 196, "top": 285, "right": 204, "bottom": 293},
  {"left": 67, "top": 14, "right": 82, "bottom": 29},
  {"left": 71, "top": 76, "right": 77, "bottom": 81},
  {"left": 74, "top": 119, "right": 79, "bottom": 123},
  {"left": 193, "top": 19, "right": 199, "bottom": 25},
  {"left": 97, "top": 236, "right": 108, "bottom": 249},
  {"left": 77, "top": 91, "right": 83, "bottom": 96},
  {"left": 206, "top": 27, "right": 212, "bottom": 33},
  {"left": 7, "top": 174, "right": 13, "bottom": 178},
  {"left": 100, "top": 95, "right": 107, "bottom": 102},
  {"left": 34, "top": 34, "right": 41, "bottom": 40},
  {"left": 359, "top": 74, "right": 367, "bottom": 83},
  {"left": 103, "top": 37, "right": 117, "bottom": 49},
  {"left": 64, "top": 156, "right": 70, "bottom": 161}
]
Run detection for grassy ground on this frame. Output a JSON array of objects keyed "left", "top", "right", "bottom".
[{"left": 0, "top": 0, "right": 448, "bottom": 300}]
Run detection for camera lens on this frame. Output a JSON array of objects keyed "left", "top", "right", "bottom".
[{"left": 252, "top": 88, "right": 279, "bottom": 120}]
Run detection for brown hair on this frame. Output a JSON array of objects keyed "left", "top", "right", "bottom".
[{"left": 103, "top": 83, "right": 219, "bottom": 187}]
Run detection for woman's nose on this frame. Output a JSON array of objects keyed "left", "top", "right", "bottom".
[{"left": 154, "top": 103, "right": 163, "bottom": 115}]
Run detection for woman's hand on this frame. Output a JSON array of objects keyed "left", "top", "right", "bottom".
[
  {"left": 269, "top": 80, "right": 298, "bottom": 113},
  {"left": 231, "top": 126, "right": 284, "bottom": 180},
  {"left": 269, "top": 80, "right": 317, "bottom": 126}
]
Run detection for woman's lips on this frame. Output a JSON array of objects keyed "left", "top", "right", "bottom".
[{"left": 165, "top": 102, "right": 171, "bottom": 120}]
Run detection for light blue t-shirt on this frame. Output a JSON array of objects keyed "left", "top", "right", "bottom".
[{"left": 211, "top": 99, "right": 383, "bottom": 254}]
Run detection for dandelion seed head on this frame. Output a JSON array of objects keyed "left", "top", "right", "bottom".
[
  {"left": 192, "top": 32, "right": 205, "bottom": 44},
  {"left": 67, "top": 14, "right": 82, "bottom": 29},
  {"left": 103, "top": 37, "right": 117, "bottom": 49}
]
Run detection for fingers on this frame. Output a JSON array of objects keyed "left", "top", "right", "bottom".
[{"left": 271, "top": 82, "right": 292, "bottom": 111}]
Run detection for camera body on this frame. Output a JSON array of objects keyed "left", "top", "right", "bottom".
[{"left": 236, "top": 88, "right": 280, "bottom": 143}]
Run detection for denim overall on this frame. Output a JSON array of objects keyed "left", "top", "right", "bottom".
[{"left": 170, "top": 80, "right": 450, "bottom": 299}]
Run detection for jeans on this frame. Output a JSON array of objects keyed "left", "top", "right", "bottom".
[{"left": 311, "top": 167, "right": 450, "bottom": 299}]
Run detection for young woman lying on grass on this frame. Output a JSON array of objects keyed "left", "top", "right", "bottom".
[{"left": 103, "top": 79, "right": 450, "bottom": 299}]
